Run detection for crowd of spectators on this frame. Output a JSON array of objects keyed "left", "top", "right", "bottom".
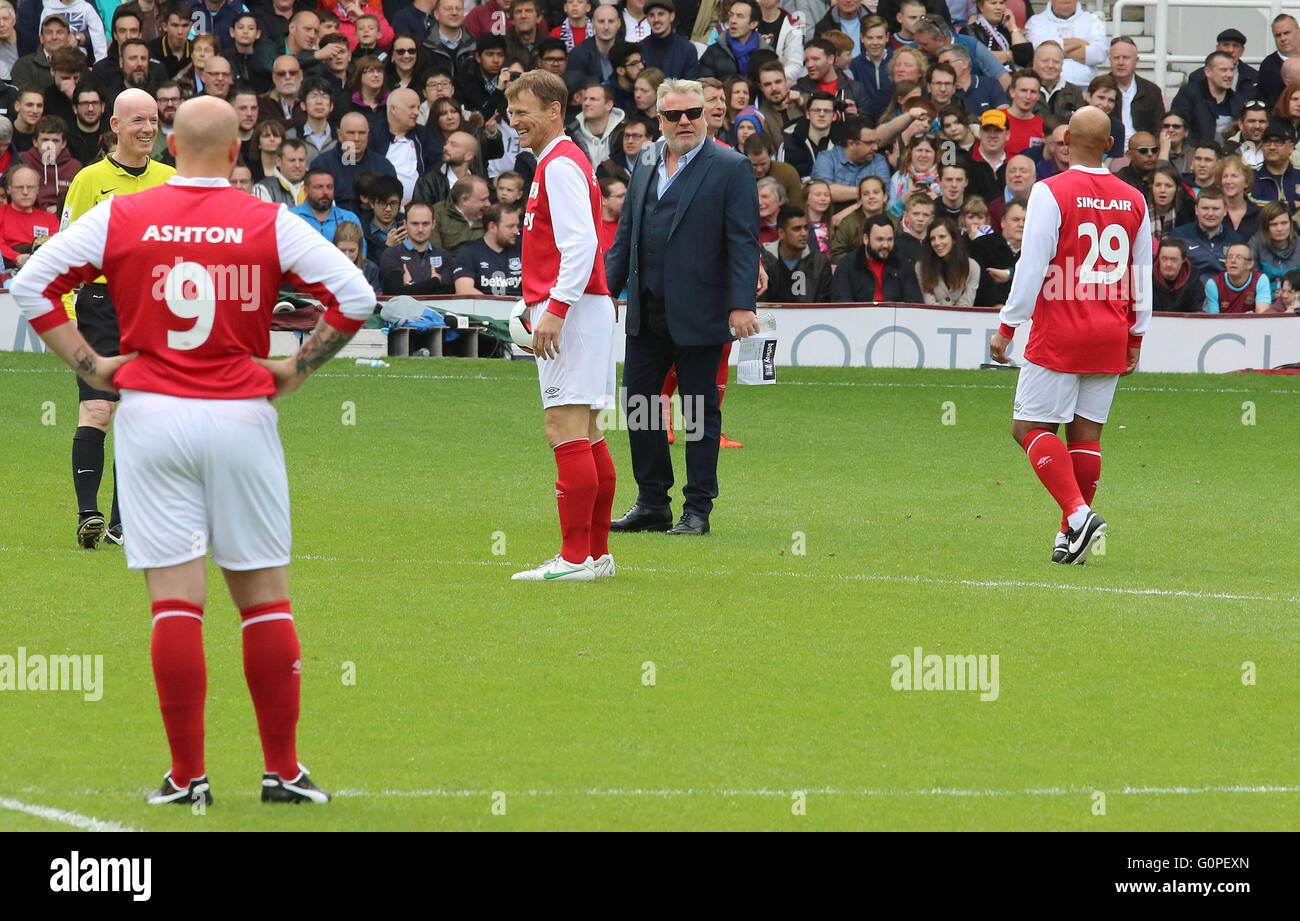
[{"left": 0, "top": 0, "right": 1298, "bottom": 314}]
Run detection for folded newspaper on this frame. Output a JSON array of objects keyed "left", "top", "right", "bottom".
[{"left": 737, "top": 311, "right": 777, "bottom": 385}]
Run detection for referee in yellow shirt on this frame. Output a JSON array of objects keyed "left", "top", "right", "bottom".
[{"left": 62, "top": 88, "right": 175, "bottom": 549}]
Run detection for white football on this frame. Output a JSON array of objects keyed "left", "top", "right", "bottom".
[{"left": 509, "top": 299, "right": 534, "bottom": 354}]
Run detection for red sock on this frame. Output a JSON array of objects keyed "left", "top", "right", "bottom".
[
  {"left": 589, "top": 437, "right": 616, "bottom": 559},
  {"left": 661, "top": 364, "right": 678, "bottom": 401},
  {"left": 1061, "top": 441, "right": 1102, "bottom": 531},
  {"left": 150, "top": 599, "right": 206, "bottom": 786},
  {"left": 717, "top": 342, "right": 732, "bottom": 406},
  {"left": 240, "top": 600, "right": 301, "bottom": 779},
  {"left": 554, "top": 439, "right": 597, "bottom": 564},
  {"left": 1021, "top": 429, "right": 1086, "bottom": 522}
]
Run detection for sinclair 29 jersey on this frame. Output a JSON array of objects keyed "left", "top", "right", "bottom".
[
  {"left": 1000, "top": 165, "right": 1153, "bottom": 374},
  {"left": 12, "top": 177, "right": 376, "bottom": 400}
]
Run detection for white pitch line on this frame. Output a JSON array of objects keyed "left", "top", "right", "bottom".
[
  {"left": 291, "top": 554, "right": 1300, "bottom": 606},
  {"left": 3, "top": 545, "right": 1295, "bottom": 606},
  {"left": 333, "top": 785, "right": 1300, "bottom": 799},
  {"left": 0, "top": 795, "right": 137, "bottom": 832}
]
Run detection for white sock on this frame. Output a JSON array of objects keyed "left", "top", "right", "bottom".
[{"left": 1066, "top": 506, "right": 1090, "bottom": 532}]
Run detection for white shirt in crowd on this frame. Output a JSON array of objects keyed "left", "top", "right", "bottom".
[{"left": 1024, "top": 3, "right": 1108, "bottom": 88}]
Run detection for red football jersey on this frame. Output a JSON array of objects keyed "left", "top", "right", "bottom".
[
  {"left": 1005, "top": 111, "right": 1044, "bottom": 157},
  {"left": 522, "top": 135, "right": 609, "bottom": 313},
  {"left": 12, "top": 177, "right": 377, "bottom": 400},
  {"left": 1000, "top": 165, "right": 1153, "bottom": 374}
]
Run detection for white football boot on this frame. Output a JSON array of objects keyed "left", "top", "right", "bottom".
[{"left": 511, "top": 554, "right": 596, "bottom": 581}]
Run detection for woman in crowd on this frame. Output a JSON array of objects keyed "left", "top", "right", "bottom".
[
  {"left": 888, "top": 46, "right": 928, "bottom": 89},
  {"left": 635, "top": 67, "right": 665, "bottom": 122},
  {"left": 1157, "top": 110, "right": 1191, "bottom": 176},
  {"left": 1249, "top": 201, "right": 1300, "bottom": 283},
  {"left": 348, "top": 55, "right": 390, "bottom": 131},
  {"left": 249, "top": 119, "right": 285, "bottom": 183},
  {"left": 428, "top": 97, "right": 505, "bottom": 175},
  {"left": 385, "top": 33, "right": 431, "bottom": 92},
  {"left": 830, "top": 175, "right": 894, "bottom": 264},
  {"left": 334, "top": 221, "right": 382, "bottom": 297},
  {"left": 916, "top": 218, "right": 980, "bottom": 307},
  {"left": 965, "top": 0, "right": 1033, "bottom": 68},
  {"left": 1217, "top": 154, "right": 1262, "bottom": 240},
  {"left": 1147, "top": 163, "right": 1194, "bottom": 239},
  {"left": 888, "top": 132, "right": 940, "bottom": 216},
  {"left": 803, "top": 178, "right": 833, "bottom": 257},
  {"left": 939, "top": 104, "right": 978, "bottom": 155},
  {"left": 1272, "top": 83, "right": 1300, "bottom": 138},
  {"left": 720, "top": 73, "right": 751, "bottom": 144}
]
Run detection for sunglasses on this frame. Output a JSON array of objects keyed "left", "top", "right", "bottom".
[
  {"left": 661, "top": 106, "right": 703, "bottom": 122},
  {"left": 1133, "top": 145, "right": 1158, "bottom": 155},
  {"left": 1244, "top": 100, "right": 1269, "bottom": 110},
  {"left": 1162, "top": 122, "right": 1185, "bottom": 129},
  {"left": 394, "top": 47, "right": 417, "bottom": 54}
]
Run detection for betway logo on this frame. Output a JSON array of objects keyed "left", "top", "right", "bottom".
[{"left": 141, "top": 225, "right": 244, "bottom": 244}]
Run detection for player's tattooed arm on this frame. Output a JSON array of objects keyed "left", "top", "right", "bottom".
[
  {"left": 293, "top": 322, "right": 351, "bottom": 376},
  {"left": 73, "top": 346, "right": 96, "bottom": 377},
  {"left": 256, "top": 318, "right": 357, "bottom": 399},
  {"left": 36, "top": 322, "right": 133, "bottom": 393}
]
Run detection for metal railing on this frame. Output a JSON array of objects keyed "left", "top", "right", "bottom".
[{"left": 1111, "top": 0, "right": 1292, "bottom": 89}]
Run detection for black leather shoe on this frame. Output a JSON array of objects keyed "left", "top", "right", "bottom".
[
  {"left": 666, "top": 512, "right": 709, "bottom": 535},
  {"left": 610, "top": 504, "right": 673, "bottom": 532}
]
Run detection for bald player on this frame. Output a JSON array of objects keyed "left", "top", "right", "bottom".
[
  {"left": 12, "top": 96, "right": 376, "bottom": 806},
  {"left": 60, "top": 88, "right": 176, "bottom": 551},
  {"left": 990, "top": 106, "right": 1152, "bottom": 565}
]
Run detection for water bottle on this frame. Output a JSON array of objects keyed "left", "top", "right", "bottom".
[{"left": 355, "top": 358, "right": 390, "bottom": 368}]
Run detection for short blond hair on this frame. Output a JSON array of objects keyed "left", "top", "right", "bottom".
[
  {"left": 657, "top": 78, "right": 704, "bottom": 109},
  {"left": 503, "top": 69, "right": 569, "bottom": 112}
]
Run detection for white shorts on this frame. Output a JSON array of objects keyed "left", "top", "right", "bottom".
[
  {"left": 1013, "top": 359, "right": 1120, "bottom": 425},
  {"left": 531, "top": 292, "right": 617, "bottom": 410},
  {"left": 113, "top": 390, "right": 292, "bottom": 572}
]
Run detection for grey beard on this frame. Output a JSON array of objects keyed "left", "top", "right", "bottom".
[{"left": 666, "top": 132, "right": 704, "bottom": 156}]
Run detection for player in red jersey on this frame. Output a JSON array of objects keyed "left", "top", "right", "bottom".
[
  {"left": 11, "top": 97, "right": 376, "bottom": 805},
  {"left": 990, "top": 107, "right": 1152, "bottom": 565},
  {"left": 506, "top": 69, "right": 618, "bottom": 582}
]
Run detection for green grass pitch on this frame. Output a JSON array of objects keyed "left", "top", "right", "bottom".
[{"left": 1, "top": 352, "right": 1298, "bottom": 831}]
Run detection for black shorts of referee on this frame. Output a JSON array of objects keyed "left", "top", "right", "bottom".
[{"left": 74, "top": 283, "right": 119, "bottom": 403}]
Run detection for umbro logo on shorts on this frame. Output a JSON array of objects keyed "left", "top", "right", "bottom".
[{"left": 545, "top": 387, "right": 559, "bottom": 396}]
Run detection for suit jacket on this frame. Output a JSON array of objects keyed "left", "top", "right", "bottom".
[{"left": 605, "top": 138, "right": 759, "bottom": 345}]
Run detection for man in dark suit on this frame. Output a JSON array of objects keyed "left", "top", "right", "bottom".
[{"left": 605, "top": 78, "right": 760, "bottom": 536}]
